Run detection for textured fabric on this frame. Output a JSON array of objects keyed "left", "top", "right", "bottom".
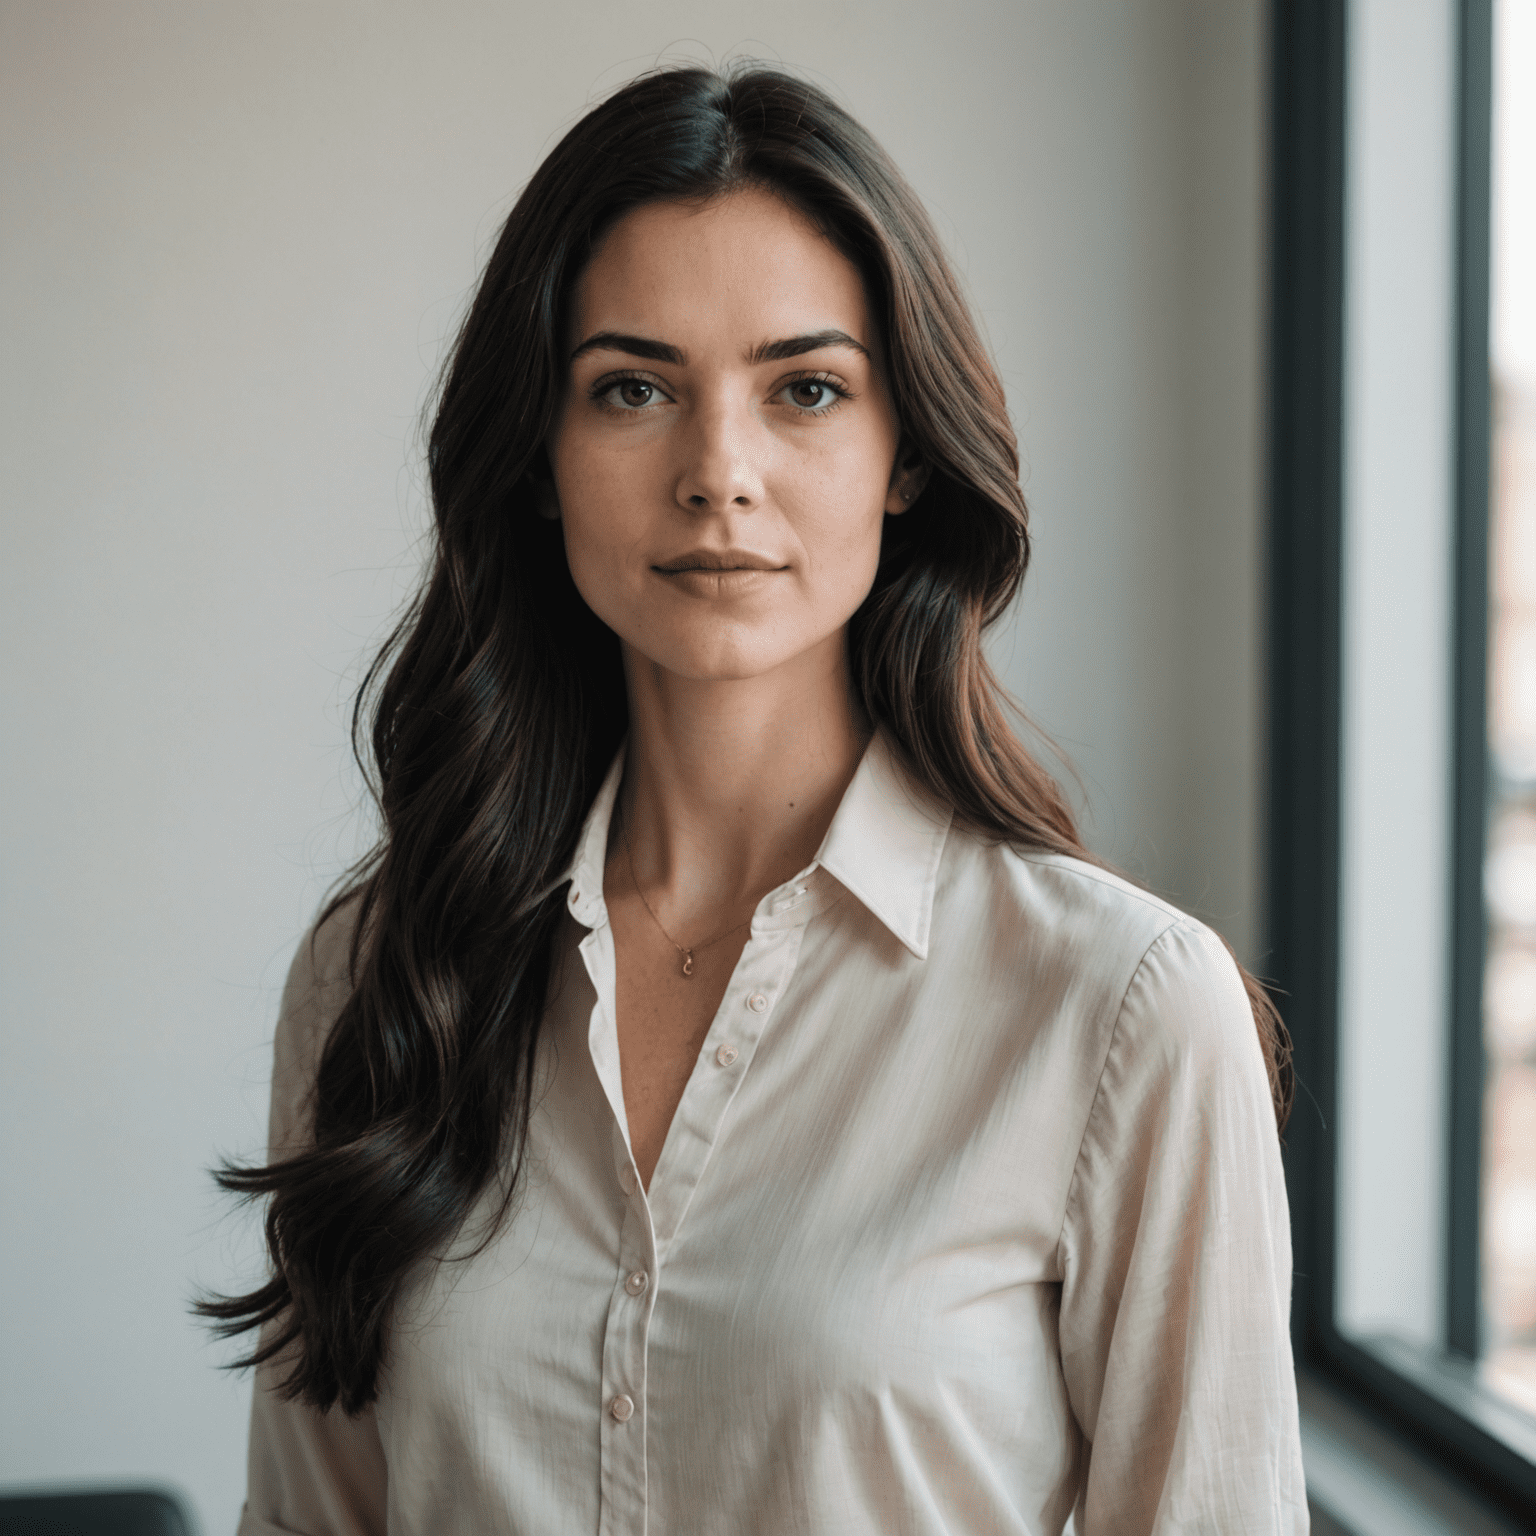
[{"left": 239, "top": 732, "right": 1307, "bottom": 1535}]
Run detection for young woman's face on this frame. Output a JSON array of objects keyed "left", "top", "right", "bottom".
[{"left": 547, "top": 187, "right": 917, "bottom": 685}]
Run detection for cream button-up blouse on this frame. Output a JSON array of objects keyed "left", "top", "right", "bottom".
[{"left": 239, "top": 732, "right": 1308, "bottom": 1535}]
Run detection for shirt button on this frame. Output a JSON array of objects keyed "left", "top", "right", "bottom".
[
  {"left": 746, "top": 993, "right": 769, "bottom": 1013},
  {"left": 609, "top": 1394, "right": 634, "bottom": 1422},
  {"left": 624, "top": 1269, "right": 649, "bottom": 1296},
  {"left": 715, "top": 1043, "right": 739, "bottom": 1066},
  {"left": 618, "top": 1166, "right": 637, "bottom": 1195}
]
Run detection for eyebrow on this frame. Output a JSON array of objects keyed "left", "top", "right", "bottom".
[
  {"left": 568, "top": 329, "right": 870, "bottom": 366},
  {"left": 569, "top": 331, "right": 686, "bottom": 365},
  {"left": 748, "top": 329, "right": 870, "bottom": 364}
]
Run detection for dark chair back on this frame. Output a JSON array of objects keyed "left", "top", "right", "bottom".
[{"left": 0, "top": 1490, "right": 195, "bottom": 1536}]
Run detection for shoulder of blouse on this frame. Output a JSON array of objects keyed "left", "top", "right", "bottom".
[
  {"left": 940, "top": 834, "right": 1255, "bottom": 1071},
  {"left": 946, "top": 833, "right": 1191, "bottom": 971},
  {"left": 267, "top": 893, "right": 364, "bottom": 1159}
]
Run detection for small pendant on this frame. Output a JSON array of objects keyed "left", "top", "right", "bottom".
[{"left": 681, "top": 949, "right": 694, "bottom": 977}]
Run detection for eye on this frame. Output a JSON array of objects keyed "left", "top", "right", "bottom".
[
  {"left": 592, "top": 374, "right": 670, "bottom": 412},
  {"left": 778, "top": 375, "right": 848, "bottom": 414}
]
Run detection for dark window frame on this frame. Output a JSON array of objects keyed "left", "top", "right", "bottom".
[
  {"left": 1447, "top": 0, "right": 1495, "bottom": 1371},
  {"left": 1267, "top": 0, "right": 1536, "bottom": 1519}
]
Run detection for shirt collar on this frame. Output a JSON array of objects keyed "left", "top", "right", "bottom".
[
  {"left": 809, "top": 731, "right": 951, "bottom": 958},
  {"left": 560, "top": 746, "right": 627, "bottom": 931},
  {"left": 555, "top": 729, "right": 953, "bottom": 959}
]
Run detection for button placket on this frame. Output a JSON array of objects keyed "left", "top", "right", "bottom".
[
  {"left": 645, "top": 921, "right": 809, "bottom": 1256},
  {"left": 594, "top": 869, "right": 822, "bottom": 1533},
  {"left": 598, "top": 1139, "right": 655, "bottom": 1535}
]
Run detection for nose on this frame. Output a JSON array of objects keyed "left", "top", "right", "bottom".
[{"left": 674, "top": 391, "right": 765, "bottom": 513}]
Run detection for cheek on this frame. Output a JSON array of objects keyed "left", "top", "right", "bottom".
[
  {"left": 548, "top": 434, "right": 644, "bottom": 606},
  {"left": 801, "top": 508, "right": 885, "bottom": 594},
  {"left": 788, "top": 440, "right": 894, "bottom": 585},
  {"left": 558, "top": 496, "right": 640, "bottom": 628}
]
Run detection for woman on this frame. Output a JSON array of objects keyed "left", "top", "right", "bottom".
[{"left": 210, "top": 64, "right": 1306, "bottom": 1535}]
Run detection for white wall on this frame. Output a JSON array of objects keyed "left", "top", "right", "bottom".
[{"left": 0, "top": 3, "right": 1267, "bottom": 1529}]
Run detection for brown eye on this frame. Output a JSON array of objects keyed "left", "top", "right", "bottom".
[
  {"left": 781, "top": 379, "right": 842, "bottom": 413},
  {"left": 593, "top": 376, "right": 668, "bottom": 411}
]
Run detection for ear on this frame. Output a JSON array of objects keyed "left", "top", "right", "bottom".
[
  {"left": 533, "top": 479, "right": 562, "bottom": 522},
  {"left": 526, "top": 446, "right": 562, "bottom": 522},
  {"left": 884, "top": 441, "right": 930, "bottom": 516}
]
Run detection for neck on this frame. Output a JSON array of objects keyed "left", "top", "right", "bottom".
[{"left": 616, "top": 630, "right": 869, "bottom": 915}]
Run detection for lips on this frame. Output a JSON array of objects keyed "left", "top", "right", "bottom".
[{"left": 653, "top": 548, "right": 788, "bottom": 574}]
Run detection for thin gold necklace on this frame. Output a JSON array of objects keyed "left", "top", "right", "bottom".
[{"left": 622, "top": 825, "right": 752, "bottom": 978}]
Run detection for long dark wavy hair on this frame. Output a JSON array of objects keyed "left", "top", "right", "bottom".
[{"left": 202, "top": 63, "right": 1293, "bottom": 1415}]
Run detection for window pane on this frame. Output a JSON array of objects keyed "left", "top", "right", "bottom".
[
  {"left": 1483, "top": 0, "right": 1536, "bottom": 1422},
  {"left": 1335, "top": 0, "right": 1456, "bottom": 1353}
]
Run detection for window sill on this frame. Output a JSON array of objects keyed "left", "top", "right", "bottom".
[{"left": 1300, "top": 1368, "right": 1526, "bottom": 1535}]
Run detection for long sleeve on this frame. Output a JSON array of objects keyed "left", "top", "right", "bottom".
[
  {"left": 238, "top": 906, "right": 389, "bottom": 1536},
  {"left": 1056, "top": 920, "right": 1308, "bottom": 1534}
]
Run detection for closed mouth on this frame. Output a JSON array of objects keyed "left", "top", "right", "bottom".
[{"left": 653, "top": 549, "right": 789, "bottom": 574}]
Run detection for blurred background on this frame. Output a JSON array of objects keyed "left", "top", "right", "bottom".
[{"left": 2, "top": 1, "right": 1531, "bottom": 1532}]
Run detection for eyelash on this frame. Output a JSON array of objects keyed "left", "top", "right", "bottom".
[{"left": 587, "top": 370, "right": 854, "bottom": 416}]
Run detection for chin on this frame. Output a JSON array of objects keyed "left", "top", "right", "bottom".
[
  {"left": 627, "top": 621, "right": 819, "bottom": 685},
  {"left": 652, "top": 646, "right": 794, "bottom": 684}
]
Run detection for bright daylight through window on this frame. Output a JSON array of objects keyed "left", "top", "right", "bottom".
[{"left": 1481, "top": 0, "right": 1536, "bottom": 1423}]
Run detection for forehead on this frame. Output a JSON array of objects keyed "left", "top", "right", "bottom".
[{"left": 569, "top": 187, "right": 873, "bottom": 349}]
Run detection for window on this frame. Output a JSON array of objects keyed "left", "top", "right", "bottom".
[
  {"left": 1480, "top": 0, "right": 1536, "bottom": 1424},
  {"left": 1271, "top": 0, "right": 1536, "bottom": 1518}
]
